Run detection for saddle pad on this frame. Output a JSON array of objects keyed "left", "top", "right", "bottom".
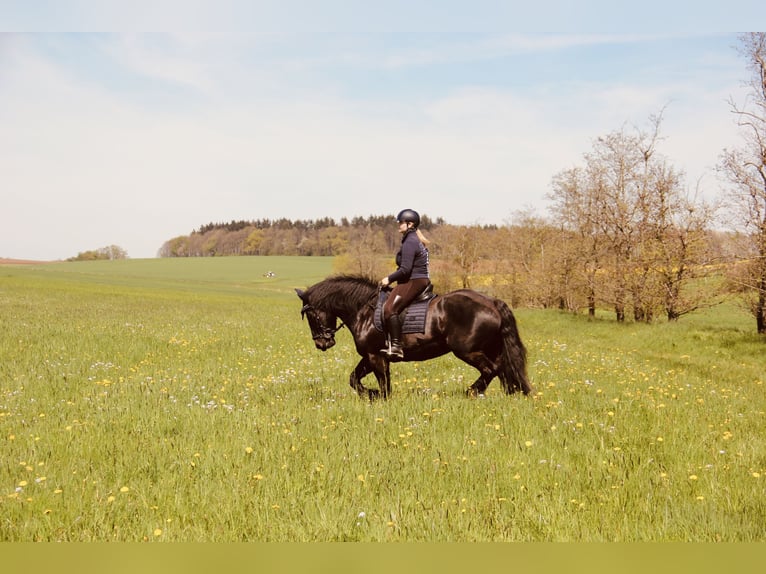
[{"left": 373, "top": 290, "right": 431, "bottom": 334}]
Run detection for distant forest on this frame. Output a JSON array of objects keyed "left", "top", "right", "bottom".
[{"left": 158, "top": 214, "right": 447, "bottom": 258}]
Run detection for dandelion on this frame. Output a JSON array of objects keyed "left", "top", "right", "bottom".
[
  {"left": 245, "top": 447, "right": 254, "bottom": 454},
  {"left": 357, "top": 474, "right": 366, "bottom": 483},
  {"left": 688, "top": 475, "right": 698, "bottom": 481},
  {"left": 153, "top": 528, "right": 163, "bottom": 537},
  {"left": 752, "top": 472, "right": 761, "bottom": 479},
  {"left": 120, "top": 486, "right": 130, "bottom": 493},
  {"left": 524, "top": 441, "right": 533, "bottom": 448},
  {"left": 107, "top": 496, "right": 116, "bottom": 503}
]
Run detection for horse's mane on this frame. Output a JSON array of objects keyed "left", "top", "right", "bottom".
[{"left": 305, "top": 274, "right": 378, "bottom": 312}]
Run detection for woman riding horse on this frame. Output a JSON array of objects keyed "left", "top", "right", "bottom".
[
  {"left": 296, "top": 275, "right": 532, "bottom": 401},
  {"left": 379, "top": 209, "right": 431, "bottom": 359}
]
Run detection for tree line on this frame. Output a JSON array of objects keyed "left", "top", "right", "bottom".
[{"left": 158, "top": 214, "right": 444, "bottom": 258}]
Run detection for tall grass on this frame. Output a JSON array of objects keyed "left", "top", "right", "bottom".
[{"left": 0, "top": 258, "right": 764, "bottom": 541}]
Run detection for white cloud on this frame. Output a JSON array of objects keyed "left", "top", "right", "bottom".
[{"left": 103, "top": 34, "right": 216, "bottom": 94}]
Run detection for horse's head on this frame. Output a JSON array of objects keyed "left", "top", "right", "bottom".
[{"left": 295, "top": 288, "right": 340, "bottom": 351}]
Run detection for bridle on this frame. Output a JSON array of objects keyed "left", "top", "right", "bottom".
[
  {"left": 300, "top": 303, "right": 345, "bottom": 342},
  {"left": 299, "top": 288, "right": 381, "bottom": 342}
]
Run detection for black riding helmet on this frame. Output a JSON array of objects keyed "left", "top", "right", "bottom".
[{"left": 396, "top": 209, "right": 420, "bottom": 228}]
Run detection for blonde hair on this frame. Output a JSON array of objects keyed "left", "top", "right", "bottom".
[{"left": 415, "top": 228, "right": 431, "bottom": 246}]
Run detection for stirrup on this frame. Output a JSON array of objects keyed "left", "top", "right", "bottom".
[{"left": 384, "top": 343, "right": 404, "bottom": 359}]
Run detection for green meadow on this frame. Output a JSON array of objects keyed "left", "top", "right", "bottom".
[{"left": 0, "top": 257, "right": 764, "bottom": 541}]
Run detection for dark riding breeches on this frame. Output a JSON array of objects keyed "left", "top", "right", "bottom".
[{"left": 382, "top": 278, "right": 431, "bottom": 321}]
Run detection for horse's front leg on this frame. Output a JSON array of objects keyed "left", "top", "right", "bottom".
[
  {"left": 350, "top": 356, "right": 387, "bottom": 401},
  {"left": 368, "top": 355, "right": 392, "bottom": 400},
  {"left": 349, "top": 356, "right": 391, "bottom": 401}
]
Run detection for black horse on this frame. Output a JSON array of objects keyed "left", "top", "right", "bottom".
[{"left": 295, "top": 275, "right": 531, "bottom": 400}]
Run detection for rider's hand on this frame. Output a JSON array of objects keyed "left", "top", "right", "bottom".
[{"left": 380, "top": 277, "right": 389, "bottom": 287}]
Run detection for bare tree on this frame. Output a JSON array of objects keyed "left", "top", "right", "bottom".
[
  {"left": 333, "top": 224, "right": 387, "bottom": 279},
  {"left": 718, "top": 32, "right": 766, "bottom": 334},
  {"left": 550, "top": 112, "right": 719, "bottom": 322},
  {"left": 549, "top": 166, "right": 607, "bottom": 316},
  {"left": 431, "top": 225, "right": 484, "bottom": 289},
  {"left": 504, "top": 209, "right": 567, "bottom": 309},
  {"left": 550, "top": 122, "right": 653, "bottom": 321}
]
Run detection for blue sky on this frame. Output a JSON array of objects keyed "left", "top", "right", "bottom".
[{"left": 1, "top": 3, "right": 762, "bottom": 259}]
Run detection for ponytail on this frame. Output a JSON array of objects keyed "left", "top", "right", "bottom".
[{"left": 415, "top": 228, "right": 431, "bottom": 246}]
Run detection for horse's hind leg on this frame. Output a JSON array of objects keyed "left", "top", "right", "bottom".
[
  {"left": 457, "top": 352, "right": 498, "bottom": 397},
  {"left": 467, "top": 376, "right": 491, "bottom": 397}
]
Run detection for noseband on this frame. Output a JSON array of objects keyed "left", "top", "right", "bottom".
[{"left": 301, "top": 303, "right": 345, "bottom": 341}]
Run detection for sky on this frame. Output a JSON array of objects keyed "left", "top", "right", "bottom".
[{"left": 1, "top": 2, "right": 762, "bottom": 260}]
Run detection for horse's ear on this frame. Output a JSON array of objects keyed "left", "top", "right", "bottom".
[{"left": 295, "top": 288, "right": 305, "bottom": 300}]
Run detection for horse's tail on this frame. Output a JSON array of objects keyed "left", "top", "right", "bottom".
[{"left": 494, "top": 298, "right": 533, "bottom": 395}]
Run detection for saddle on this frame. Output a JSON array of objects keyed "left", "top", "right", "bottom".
[{"left": 373, "top": 284, "right": 437, "bottom": 334}]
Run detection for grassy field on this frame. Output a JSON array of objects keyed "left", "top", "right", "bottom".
[{"left": 0, "top": 256, "right": 764, "bottom": 541}]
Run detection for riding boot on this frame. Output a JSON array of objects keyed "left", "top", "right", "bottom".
[{"left": 382, "top": 314, "right": 404, "bottom": 359}]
